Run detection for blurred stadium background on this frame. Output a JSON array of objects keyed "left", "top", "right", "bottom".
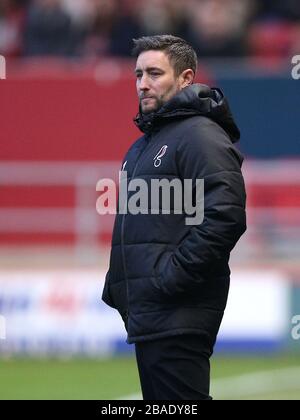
[{"left": 0, "top": 0, "right": 300, "bottom": 400}]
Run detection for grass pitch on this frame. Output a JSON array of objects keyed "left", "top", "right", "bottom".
[{"left": 0, "top": 354, "right": 300, "bottom": 400}]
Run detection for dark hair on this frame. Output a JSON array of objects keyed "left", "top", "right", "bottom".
[{"left": 132, "top": 35, "right": 197, "bottom": 77}]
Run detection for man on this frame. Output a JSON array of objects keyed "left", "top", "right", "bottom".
[{"left": 102, "top": 35, "right": 246, "bottom": 400}]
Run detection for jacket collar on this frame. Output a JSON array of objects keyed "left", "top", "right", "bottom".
[{"left": 134, "top": 83, "right": 240, "bottom": 143}]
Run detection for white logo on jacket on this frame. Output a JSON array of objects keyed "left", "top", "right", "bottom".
[{"left": 154, "top": 145, "right": 168, "bottom": 167}]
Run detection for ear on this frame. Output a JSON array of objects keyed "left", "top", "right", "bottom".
[{"left": 179, "top": 69, "right": 195, "bottom": 90}]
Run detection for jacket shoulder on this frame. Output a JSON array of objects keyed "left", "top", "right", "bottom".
[
  {"left": 176, "top": 116, "right": 244, "bottom": 175},
  {"left": 182, "top": 115, "right": 233, "bottom": 144}
]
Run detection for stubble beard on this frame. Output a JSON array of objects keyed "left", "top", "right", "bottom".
[
  {"left": 140, "top": 96, "right": 164, "bottom": 115},
  {"left": 140, "top": 84, "right": 180, "bottom": 115}
]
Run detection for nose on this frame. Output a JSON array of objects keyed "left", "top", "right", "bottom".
[{"left": 138, "top": 74, "right": 150, "bottom": 92}]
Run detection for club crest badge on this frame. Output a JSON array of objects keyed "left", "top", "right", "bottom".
[{"left": 153, "top": 145, "right": 168, "bottom": 168}]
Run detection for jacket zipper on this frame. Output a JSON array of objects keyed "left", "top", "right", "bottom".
[{"left": 120, "top": 134, "right": 152, "bottom": 325}]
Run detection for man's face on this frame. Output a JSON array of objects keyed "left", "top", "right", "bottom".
[{"left": 135, "top": 50, "right": 182, "bottom": 115}]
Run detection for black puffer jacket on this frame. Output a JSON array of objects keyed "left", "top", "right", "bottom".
[{"left": 102, "top": 84, "right": 247, "bottom": 345}]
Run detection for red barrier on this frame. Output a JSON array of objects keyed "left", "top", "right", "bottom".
[
  {"left": 1, "top": 71, "right": 139, "bottom": 161},
  {"left": 1, "top": 59, "right": 211, "bottom": 161}
]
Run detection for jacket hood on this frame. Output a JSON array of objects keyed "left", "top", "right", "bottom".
[{"left": 134, "top": 83, "right": 240, "bottom": 143}]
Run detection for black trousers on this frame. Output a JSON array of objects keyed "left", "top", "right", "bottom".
[{"left": 135, "top": 334, "right": 213, "bottom": 400}]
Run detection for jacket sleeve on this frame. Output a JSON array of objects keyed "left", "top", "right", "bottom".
[{"left": 157, "top": 118, "right": 247, "bottom": 296}]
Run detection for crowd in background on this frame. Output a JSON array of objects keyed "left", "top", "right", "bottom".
[{"left": 1, "top": 0, "right": 300, "bottom": 58}]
